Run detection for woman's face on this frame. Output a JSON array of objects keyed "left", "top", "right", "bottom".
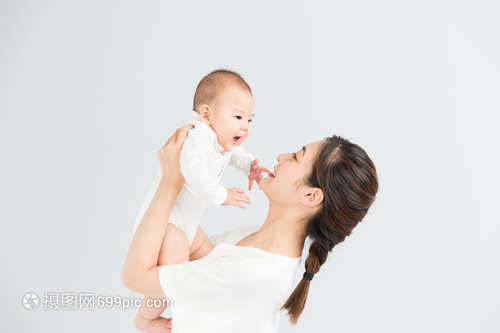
[{"left": 260, "top": 141, "right": 323, "bottom": 206}]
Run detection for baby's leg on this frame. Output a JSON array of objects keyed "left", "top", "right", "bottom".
[
  {"left": 134, "top": 223, "right": 189, "bottom": 333},
  {"left": 157, "top": 223, "right": 191, "bottom": 265},
  {"left": 189, "top": 226, "right": 215, "bottom": 261}
]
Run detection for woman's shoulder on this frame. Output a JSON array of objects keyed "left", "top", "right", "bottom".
[{"left": 209, "top": 223, "right": 262, "bottom": 246}]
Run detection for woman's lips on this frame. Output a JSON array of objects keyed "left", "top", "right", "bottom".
[{"left": 269, "top": 168, "right": 276, "bottom": 178}]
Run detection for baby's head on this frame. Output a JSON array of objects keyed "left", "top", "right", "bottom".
[{"left": 193, "top": 69, "right": 255, "bottom": 152}]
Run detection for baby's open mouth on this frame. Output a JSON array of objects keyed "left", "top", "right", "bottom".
[{"left": 232, "top": 136, "right": 241, "bottom": 144}]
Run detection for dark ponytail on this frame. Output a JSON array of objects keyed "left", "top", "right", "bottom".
[{"left": 281, "top": 135, "right": 378, "bottom": 324}]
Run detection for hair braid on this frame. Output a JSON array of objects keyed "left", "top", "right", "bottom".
[{"left": 281, "top": 135, "right": 378, "bottom": 325}]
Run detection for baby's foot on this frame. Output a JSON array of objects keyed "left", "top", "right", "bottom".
[{"left": 134, "top": 315, "right": 172, "bottom": 333}]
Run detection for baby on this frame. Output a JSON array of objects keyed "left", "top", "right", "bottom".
[{"left": 133, "top": 69, "right": 269, "bottom": 332}]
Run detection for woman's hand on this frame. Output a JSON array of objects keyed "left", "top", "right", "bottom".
[{"left": 157, "top": 125, "right": 194, "bottom": 193}]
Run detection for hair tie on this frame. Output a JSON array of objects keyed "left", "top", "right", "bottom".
[{"left": 303, "top": 271, "right": 314, "bottom": 281}]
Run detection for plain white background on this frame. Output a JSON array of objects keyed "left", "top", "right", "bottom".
[{"left": 1, "top": 1, "right": 499, "bottom": 332}]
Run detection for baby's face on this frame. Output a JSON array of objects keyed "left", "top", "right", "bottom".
[{"left": 209, "top": 87, "right": 255, "bottom": 152}]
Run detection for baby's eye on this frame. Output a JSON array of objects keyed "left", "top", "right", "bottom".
[
  {"left": 248, "top": 119, "right": 252, "bottom": 123},
  {"left": 235, "top": 116, "right": 242, "bottom": 120}
]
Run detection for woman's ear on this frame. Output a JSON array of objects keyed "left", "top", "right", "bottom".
[
  {"left": 199, "top": 105, "right": 212, "bottom": 125},
  {"left": 301, "top": 188, "right": 324, "bottom": 207}
]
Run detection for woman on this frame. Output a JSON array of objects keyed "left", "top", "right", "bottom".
[{"left": 122, "top": 125, "right": 378, "bottom": 332}]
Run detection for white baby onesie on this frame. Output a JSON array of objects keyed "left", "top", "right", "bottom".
[{"left": 133, "top": 111, "right": 254, "bottom": 245}]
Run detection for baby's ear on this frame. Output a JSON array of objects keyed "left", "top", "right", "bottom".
[{"left": 199, "top": 105, "right": 212, "bottom": 125}]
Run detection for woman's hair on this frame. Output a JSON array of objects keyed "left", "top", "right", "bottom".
[{"left": 281, "top": 135, "right": 379, "bottom": 324}]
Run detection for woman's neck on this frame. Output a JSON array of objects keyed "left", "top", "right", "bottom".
[{"left": 237, "top": 204, "right": 308, "bottom": 258}]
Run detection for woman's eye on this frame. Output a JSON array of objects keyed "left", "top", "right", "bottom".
[
  {"left": 293, "top": 153, "right": 297, "bottom": 160},
  {"left": 235, "top": 116, "right": 242, "bottom": 120}
]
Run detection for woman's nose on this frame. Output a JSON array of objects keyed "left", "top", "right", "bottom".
[{"left": 276, "top": 153, "right": 289, "bottom": 164}]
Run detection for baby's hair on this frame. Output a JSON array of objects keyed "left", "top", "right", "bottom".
[{"left": 193, "top": 69, "right": 252, "bottom": 111}]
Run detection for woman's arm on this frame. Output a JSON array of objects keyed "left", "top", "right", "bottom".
[{"left": 122, "top": 125, "right": 192, "bottom": 298}]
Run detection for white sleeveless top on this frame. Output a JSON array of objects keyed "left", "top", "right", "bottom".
[{"left": 158, "top": 223, "right": 301, "bottom": 333}]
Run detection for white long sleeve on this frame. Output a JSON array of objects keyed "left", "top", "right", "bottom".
[
  {"left": 180, "top": 128, "right": 228, "bottom": 207},
  {"left": 228, "top": 145, "right": 254, "bottom": 177}
]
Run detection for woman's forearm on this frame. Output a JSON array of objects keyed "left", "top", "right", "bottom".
[
  {"left": 122, "top": 178, "right": 179, "bottom": 290},
  {"left": 122, "top": 125, "right": 191, "bottom": 295}
]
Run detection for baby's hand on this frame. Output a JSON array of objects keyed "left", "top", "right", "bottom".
[
  {"left": 248, "top": 159, "right": 271, "bottom": 191},
  {"left": 222, "top": 188, "right": 251, "bottom": 209}
]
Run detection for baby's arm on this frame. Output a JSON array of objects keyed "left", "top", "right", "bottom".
[
  {"left": 181, "top": 135, "right": 226, "bottom": 206},
  {"left": 181, "top": 130, "right": 249, "bottom": 208},
  {"left": 228, "top": 145, "right": 254, "bottom": 176},
  {"left": 229, "top": 146, "right": 271, "bottom": 190}
]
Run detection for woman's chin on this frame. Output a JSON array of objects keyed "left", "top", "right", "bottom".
[{"left": 258, "top": 177, "right": 272, "bottom": 193}]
